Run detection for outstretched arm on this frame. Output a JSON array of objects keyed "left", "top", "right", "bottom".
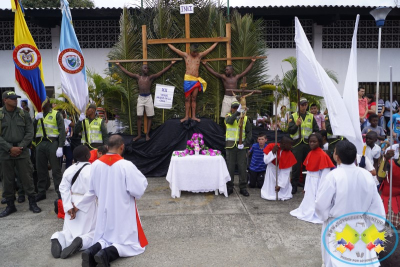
[
  {"left": 199, "top": 42, "right": 218, "bottom": 58},
  {"left": 236, "top": 58, "right": 256, "bottom": 79},
  {"left": 201, "top": 61, "right": 223, "bottom": 79},
  {"left": 115, "top": 63, "right": 139, "bottom": 79},
  {"left": 168, "top": 44, "right": 187, "bottom": 58},
  {"left": 150, "top": 61, "right": 176, "bottom": 80}
]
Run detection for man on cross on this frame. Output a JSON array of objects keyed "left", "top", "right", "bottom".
[
  {"left": 168, "top": 43, "right": 218, "bottom": 122},
  {"left": 116, "top": 61, "right": 176, "bottom": 141},
  {"left": 202, "top": 59, "right": 256, "bottom": 117}
]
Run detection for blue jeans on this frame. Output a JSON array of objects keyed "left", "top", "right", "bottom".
[{"left": 63, "top": 146, "right": 73, "bottom": 169}]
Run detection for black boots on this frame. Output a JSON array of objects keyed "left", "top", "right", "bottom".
[
  {"left": 51, "top": 239, "right": 62, "bottom": 258},
  {"left": 60, "top": 237, "right": 82, "bottom": 259},
  {"left": 82, "top": 242, "right": 102, "bottom": 267},
  {"left": 17, "top": 195, "right": 25, "bottom": 203},
  {"left": 35, "top": 193, "right": 46, "bottom": 202},
  {"left": 0, "top": 200, "right": 17, "bottom": 218},
  {"left": 94, "top": 246, "right": 120, "bottom": 267},
  {"left": 28, "top": 196, "right": 42, "bottom": 213}
]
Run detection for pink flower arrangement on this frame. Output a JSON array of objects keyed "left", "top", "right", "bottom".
[{"left": 172, "top": 133, "right": 221, "bottom": 157}]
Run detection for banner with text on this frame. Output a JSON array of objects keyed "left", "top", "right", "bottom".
[{"left": 154, "top": 84, "right": 175, "bottom": 109}]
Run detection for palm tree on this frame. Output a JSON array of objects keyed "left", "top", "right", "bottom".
[{"left": 262, "top": 56, "right": 339, "bottom": 110}]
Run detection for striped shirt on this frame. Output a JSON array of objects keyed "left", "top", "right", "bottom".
[{"left": 249, "top": 143, "right": 267, "bottom": 172}]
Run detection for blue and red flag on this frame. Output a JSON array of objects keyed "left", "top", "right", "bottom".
[{"left": 11, "top": 0, "right": 46, "bottom": 112}]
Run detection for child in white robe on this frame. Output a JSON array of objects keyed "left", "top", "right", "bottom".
[
  {"left": 261, "top": 136, "right": 297, "bottom": 200},
  {"left": 51, "top": 145, "right": 97, "bottom": 259},
  {"left": 315, "top": 140, "right": 385, "bottom": 267},
  {"left": 290, "top": 133, "right": 334, "bottom": 224}
]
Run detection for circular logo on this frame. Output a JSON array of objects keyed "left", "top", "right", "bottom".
[
  {"left": 58, "top": 48, "right": 84, "bottom": 74},
  {"left": 13, "top": 44, "right": 41, "bottom": 70},
  {"left": 322, "top": 212, "right": 398, "bottom": 265}
]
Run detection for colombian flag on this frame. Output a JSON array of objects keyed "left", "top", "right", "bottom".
[
  {"left": 183, "top": 74, "right": 207, "bottom": 98},
  {"left": 11, "top": 0, "right": 46, "bottom": 112}
]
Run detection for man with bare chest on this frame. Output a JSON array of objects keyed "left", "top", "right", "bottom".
[
  {"left": 168, "top": 43, "right": 218, "bottom": 122},
  {"left": 202, "top": 59, "right": 255, "bottom": 117},
  {"left": 115, "top": 61, "right": 175, "bottom": 141}
]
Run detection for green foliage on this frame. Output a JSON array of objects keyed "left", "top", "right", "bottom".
[
  {"left": 107, "top": 0, "right": 268, "bottom": 133},
  {"left": 21, "top": 0, "right": 95, "bottom": 8}
]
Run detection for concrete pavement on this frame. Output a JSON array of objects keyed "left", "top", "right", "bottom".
[{"left": 0, "top": 177, "right": 323, "bottom": 267}]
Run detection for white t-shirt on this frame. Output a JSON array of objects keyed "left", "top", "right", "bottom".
[
  {"left": 356, "top": 154, "right": 377, "bottom": 184},
  {"left": 385, "top": 144, "right": 399, "bottom": 160},
  {"left": 64, "top": 119, "right": 72, "bottom": 146},
  {"left": 364, "top": 144, "right": 381, "bottom": 164},
  {"left": 323, "top": 143, "right": 329, "bottom": 151}
]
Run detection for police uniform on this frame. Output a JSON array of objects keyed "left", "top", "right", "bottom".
[
  {"left": 0, "top": 91, "right": 41, "bottom": 218},
  {"left": 225, "top": 103, "right": 252, "bottom": 196},
  {"left": 325, "top": 114, "right": 343, "bottom": 162},
  {"left": 34, "top": 107, "right": 66, "bottom": 200},
  {"left": 287, "top": 109, "right": 319, "bottom": 193},
  {"left": 75, "top": 114, "right": 108, "bottom": 150}
]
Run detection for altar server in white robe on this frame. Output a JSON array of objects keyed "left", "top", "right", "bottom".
[
  {"left": 74, "top": 135, "right": 148, "bottom": 267},
  {"left": 261, "top": 136, "right": 297, "bottom": 200},
  {"left": 51, "top": 145, "right": 97, "bottom": 259},
  {"left": 315, "top": 140, "right": 385, "bottom": 267},
  {"left": 290, "top": 133, "right": 335, "bottom": 224}
]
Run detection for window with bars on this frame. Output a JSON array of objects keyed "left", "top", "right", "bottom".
[
  {"left": 74, "top": 20, "right": 120, "bottom": 49},
  {"left": 360, "top": 82, "right": 400, "bottom": 101},
  {"left": 322, "top": 20, "right": 400, "bottom": 49},
  {"left": 0, "top": 21, "right": 52, "bottom": 50},
  {"left": 262, "top": 19, "right": 313, "bottom": 48}
]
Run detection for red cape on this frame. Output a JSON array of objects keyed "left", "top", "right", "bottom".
[
  {"left": 98, "top": 154, "right": 124, "bottom": 166},
  {"left": 303, "top": 147, "right": 335, "bottom": 171},
  {"left": 263, "top": 143, "right": 297, "bottom": 169},
  {"left": 89, "top": 149, "right": 98, "bottom": 164}
]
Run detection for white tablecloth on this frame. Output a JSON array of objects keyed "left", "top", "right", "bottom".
[{"left": 166, "top": 154, "right": 231, "bottom": 198}]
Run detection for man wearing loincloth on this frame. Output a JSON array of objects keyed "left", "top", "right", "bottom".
[{"left": 168, "top": 43, "right": 218, "bottom": 122}]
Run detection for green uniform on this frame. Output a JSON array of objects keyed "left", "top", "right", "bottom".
[
  {"left": 225, "top": 112, "right": 252, "bottom": 190},
  {"left": 325, "top": 114, "right": 343, "bottom": 162},
  {"left": 33, "top": 109, "right": 65, "bottom": 197},
  {"left": 0, "top": 107, "right": 36, "bottom": 200},
  {"left": 288, "top": 112, "right": 319, "bottom": 188},
  {"left": 75, "top": 116, "right": 108, "bottom": 149}
]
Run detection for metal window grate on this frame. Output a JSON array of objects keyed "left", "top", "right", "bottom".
[
  {"left": 74, "top": 20, "right": 120, "bottom": 49},
  {"left": 361, "top": 82, "right": 400, "bottom": 101},
  {"left": 0, "top": 21, "right": 52, "bottom": 50},
  {"left": 322, "top": 20, "right": 400, "bottom": 49},
  {"left": 262, "top": 19, "right": 313, "bottom": 49}
]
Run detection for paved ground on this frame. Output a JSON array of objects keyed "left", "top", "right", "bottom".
[{"left": 0, "top": 177, "right": 323, "bottom": 267}]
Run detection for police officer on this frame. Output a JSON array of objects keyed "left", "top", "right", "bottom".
[
  {"left": 288, "top": 98, "right": 319, "bottom": 194},
  {"left": 75, "top": 103, "right": 108, "bottom": 150},
  {"left": 0, "top": 91, "right": 41, "bottom": 217},
  {"left": 325, "top": 112, "right": 343, "bottom": 162},
  {"left": 34, "top": 99, "right": 65, "bottom": 201},
  {"left": 225, "top": 101, "right": 252, "bottom": 197}
]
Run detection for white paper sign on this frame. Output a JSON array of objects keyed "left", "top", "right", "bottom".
[
  {"left": 180, "top": 4, "right": 194, "bottom": 14},
  {"left": 154, "top": 84, "right": 175, "bottom": 109}
]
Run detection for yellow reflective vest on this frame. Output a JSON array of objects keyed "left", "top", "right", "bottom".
[
  {"left": 81, "top": 117, "right": 103, "bottom": 148},
  {"left": 225, "top": 113, "right": 248, "bottom": 149},
  {"left": 290, "top": 112, "right": 314, "bottom": 145},
  {"left": 35, "top": 109, "right": 60, "bottom": 145}
]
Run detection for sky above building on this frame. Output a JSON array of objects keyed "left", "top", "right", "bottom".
[{"left": 0, "top": 0, "right": 398, "bottom": 9}]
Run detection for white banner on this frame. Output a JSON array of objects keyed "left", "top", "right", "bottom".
[
  {"left": 154, "top": 84, "right": 175, "bottom": 109},
  {"left": 180, "top": 4, "right": 194, "bottom": 14}
]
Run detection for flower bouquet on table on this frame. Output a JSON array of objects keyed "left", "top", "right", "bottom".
[
  {"left": 186, "top": 133, "right": 222, "bottom": 156},
  {"left": 172, "top": 151, "right": 187, "bottom": 157}
]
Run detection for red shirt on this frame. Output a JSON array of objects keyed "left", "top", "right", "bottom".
[
  {"left": 367, "top": 102, "right": 376, "bottom": 119},
  {"left": 358, "top": 98, "right": 368, "bottom": 118}
]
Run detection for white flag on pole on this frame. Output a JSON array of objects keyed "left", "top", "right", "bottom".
[
  {"left": 295, "top": 17, "right": 356, "bottom": 142},
  {"left": 58, "top": 0, "right": 88, "bottom": 115},
  {"left": 342, "top": 15, "right": 364, "bottom": 153}
]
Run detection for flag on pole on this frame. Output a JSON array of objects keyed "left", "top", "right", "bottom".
[
  {"left": 11, "top": 0, "right": 46, "bottom": 112},
  {"left": 343, "top": 15, "right": 364, "bottom": 153},
  {"left": 58, "top": 0, "right": 88, "bottom": 115},
  {"left": 295, "top": 17, "right": 356, "bottom": 142}
]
